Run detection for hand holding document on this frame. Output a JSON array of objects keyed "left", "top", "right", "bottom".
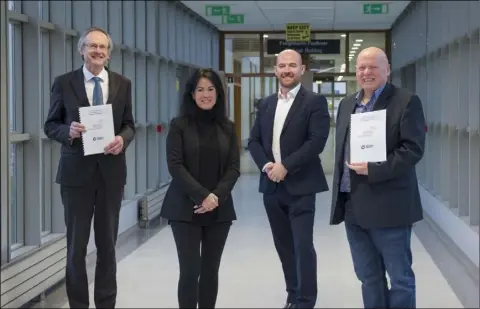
[
  {"left": 79, "top": 105, "right": 115, "bottom": 156},
  {"left": 350, "top": 109, "right": 387, "bottom": 163}
]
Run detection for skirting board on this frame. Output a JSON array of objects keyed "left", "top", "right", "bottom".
[{"left": 419, "top": 185, "right": 479, "bottom": 269}]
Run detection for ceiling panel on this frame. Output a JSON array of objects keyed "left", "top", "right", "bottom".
[{"left": 181, "top": 1, "right": 410, "bottom": 31}]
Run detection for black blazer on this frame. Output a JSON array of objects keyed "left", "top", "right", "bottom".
[
  {"left": 160, "top": 117, "right": 240, "bottom": 222},
  {"left": 44, "top": 67, "right": 135, "bottom": 188},
  {"left": 248, "top": 85, "right": 331, "bottom": 196},
  {"left": 330, "top": 83, "right": 426, "bottom": 229}
]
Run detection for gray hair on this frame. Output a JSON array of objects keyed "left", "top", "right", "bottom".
[{"left": 77, "top": 26, "right": 114, "bottom": 56}]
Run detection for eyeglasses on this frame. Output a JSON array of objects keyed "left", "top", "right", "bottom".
[{"left": 84, "top": 43, "right": 108, "bottom": 51}]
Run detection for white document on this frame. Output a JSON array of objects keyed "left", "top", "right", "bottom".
[
  {"left": 79, "top": 104, "right": 115, "bottom": 156},
  {"left": 349, "top": 109, "right": 387, "bottom": 163}
]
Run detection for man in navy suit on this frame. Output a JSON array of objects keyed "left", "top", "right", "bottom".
[{"left": 248, "top": 49, "right": 330, "bottom": 308}]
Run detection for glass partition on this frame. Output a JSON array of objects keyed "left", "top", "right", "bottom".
[
  {"left": 262, "top": 33, "right": 284, "bottom": 73},
  {"left": 224, "top": 34, "right": 260, "bottom": 74},
  {"left": 221, "top": 30, "right": 388, "bottom": 153},
  {"left": 310, "top": 33, "right": 346, "bottom": 73},
  {"left": 348, "top": 32, "right": 386, "bottom": 72}
]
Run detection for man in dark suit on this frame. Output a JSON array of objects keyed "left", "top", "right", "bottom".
[
  {"left": 44, "top": 27, "right": 135, "bottom": 309},
  {"left": 248, "top": 49, "right": 331, "bottom": 308},
  {"left": 330, "top": 46, "right": 426, "bottom": 309}
]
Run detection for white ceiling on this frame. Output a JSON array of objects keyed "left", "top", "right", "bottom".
[{"left": 181, "top": 1, "right": 410, "bottom": 31}]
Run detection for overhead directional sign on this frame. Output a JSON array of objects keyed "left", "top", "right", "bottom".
[
  {"left": 266, "top": 39, "right": 341, "bottom": 55},
  {"left": 286, "top": 23, "right": 311, "bottom": 42},
  {"left": 205, "top": 5, "right": 230, "bottom": 16},
  {"left": 205, "top": 4, "right": 244, "bottom": 24},
  {"left": 363, "top": 3, "right": 389, "bottom": 14},
  {"left": 223, "top": 14, "right": 244, "bottom": 24}
]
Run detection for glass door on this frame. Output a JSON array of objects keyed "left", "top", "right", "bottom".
[
  {"left": 313, "top": 75, "right": 359, "bottom": 125},
  {"left": 226, "top": 74, "right": 278, "bottom": 149}
]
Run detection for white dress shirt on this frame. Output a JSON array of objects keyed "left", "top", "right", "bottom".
[
  {"left": 262, "top": 82, "right": 301, "bottom": 172},
  {"left": 83, "top": 65, "right": 109, "bottom": 105}
]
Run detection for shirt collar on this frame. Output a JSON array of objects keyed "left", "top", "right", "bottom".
[
  {"left": 278, "top": 82, "right": 302, "bottom": 100},
  {"left": 355, "top": 83, "right": 386, "bottom": 104},
  {"left": 83, "top": 65, "right": 108, "bottom": 82}
]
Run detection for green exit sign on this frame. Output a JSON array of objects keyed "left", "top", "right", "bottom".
[
  {"left": 222, "top": 14, "right": 244, "bottom": 24},
  {"left": 205, "top": 5, "right": 230, "bottom": 16},
  {"left": 363, "top": 3, "right": 389, "bottom": 14}
]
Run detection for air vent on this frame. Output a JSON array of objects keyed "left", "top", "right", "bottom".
[{"left": 231, "top": 38, "right": 261, "bottom": 52}]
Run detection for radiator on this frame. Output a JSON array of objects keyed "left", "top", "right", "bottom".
[{"left": 138, "top": 183, "right": 169, "bottom": 228}]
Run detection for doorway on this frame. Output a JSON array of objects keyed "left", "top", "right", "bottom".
[
  {"left": 226, "top": 73, "right": 278, "bottom": 149},
  {"left": 313, "top": 75, "right": 358, "bottom": 124}
]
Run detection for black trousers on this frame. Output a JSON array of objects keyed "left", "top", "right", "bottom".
[
  {"left": 263, "top": 183, "right": 317, "bottom": 308},
  {"left": 170, "top": 220, "right": 231, "bottom": 309},
  {"left": 60, "top": 167, "right": 123, "bottom": 309}
]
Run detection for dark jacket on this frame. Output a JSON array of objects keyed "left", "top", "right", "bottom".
[
  {"left": 248, "top": 85, "right": 331, "bottom": 195},
  {"left": 44, "top": 67, "right": 135, "bottom": 187},
  {"left": 330, "top": 83, "right": 426, "bottom": 228},
  {"left": 160, "top": 116, "right": 240, "bottom": 222}
]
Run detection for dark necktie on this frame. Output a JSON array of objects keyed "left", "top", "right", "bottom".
[{"left": 92, "top": 76, "right": 103, "bottom": 106}]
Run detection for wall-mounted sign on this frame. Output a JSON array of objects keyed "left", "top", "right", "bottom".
[
  {"left": 285, "top": 23, "right": 310, "bottom": 42},
  {"left": 266, "top": 39, "right": 341, "bottom": 55}
]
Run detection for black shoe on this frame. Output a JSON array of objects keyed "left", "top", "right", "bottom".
[{"left": 284, "top": 303, "right": 297, "bottom": 308}]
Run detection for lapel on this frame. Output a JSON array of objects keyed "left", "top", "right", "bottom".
[
  {"left": 215, "top": 124, "right": 228, "bottom": 174},
  {"left": 372, "top": 82, "right": 394, "bottom": 111},
  {"left": 264, "top": 95, "right": 278, "bottom": 145},
  {"left": 69, "top": 67, "right": 121, "bottom": 107},
  {"left": 106, "top": 68, "right": 121, "bottom": 105},
  {"left": 336, "top": 95, "right": 357, "bottom": 159},
  {"left": 264, "top": 85, "right": 307, "bottom": 143},
  {"left": 70, "top": 68, "right": 89, "bottom": 107},
  {"left": 186, "top": 119, "right": 200, "bottom": 177},
  {"left": 335, "top": 83, "right": 395, "bottom": 159},
  {"left": 281, "top": 85, "right": 306, "bottom": 135}
]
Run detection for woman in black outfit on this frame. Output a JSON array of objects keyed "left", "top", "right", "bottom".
[{"left": 160, "top": 68, "right": 240, "bottom": 309}]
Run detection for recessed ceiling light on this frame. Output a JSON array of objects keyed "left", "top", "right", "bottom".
[
  {"left": 353, "top": 43, "right": 361, "bottom": 47},
  {"left": 352, "top": 47, "right": 359, "bottom": 50},
  {"left": 341, "top": 34, "right": 346, "bottom": 37},
  {"left": 355, "top": 39, "right": 363, "bottom": 42},
  {"left": 263, "top": 34, "right": 269, "bottom": 38}
]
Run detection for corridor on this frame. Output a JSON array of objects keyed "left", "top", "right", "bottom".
[{"left": 66, "top": 174, "right": 462, "bottom": 308}]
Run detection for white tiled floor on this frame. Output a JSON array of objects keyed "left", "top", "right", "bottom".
[{"left": 65, "top": 172, "right": 463, "bottom": 308}]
